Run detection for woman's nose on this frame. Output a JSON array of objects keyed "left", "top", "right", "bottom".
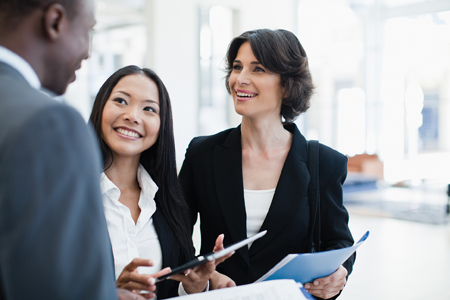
[
  {"left": 236, "top": 69, "right": 250, "bottom": 86},
  {"left": 123, "top": 106, "right": 141, "bottom": 124}
]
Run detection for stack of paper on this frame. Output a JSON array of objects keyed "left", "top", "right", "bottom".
[{"left": 178, "top": 279, "right": 312, "bottom": 300}]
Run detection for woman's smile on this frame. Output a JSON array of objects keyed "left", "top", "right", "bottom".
[
  {"left": 235, "top": 89, "right": 258, "bottom": 101},
  {"left": 114, "top": 126, "right": 142, "bottom": 139},
  {"left": 101, "top": 74, "right": 161, "bottom": 160}
]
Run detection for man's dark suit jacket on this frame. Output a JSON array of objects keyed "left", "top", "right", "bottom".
[
  {"left": 0, "top": 62, "right": 118, "bottom": 299},
  {"left": 179, "top": 123, "right": 355, "bottom": 298}
]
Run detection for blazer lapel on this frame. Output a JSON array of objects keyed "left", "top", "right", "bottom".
[
  {"left": 249, "top": 124, "right": 310, "bottom": 256},
  {"left": 213, "top": 126, "right": 250, "bottom": 264},
  {"left": 152, "top": 209, "right": 177, "bottom": 267}
]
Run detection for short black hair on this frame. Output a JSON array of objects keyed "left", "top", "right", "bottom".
[
  {"left": 0, "top": 0, "right": 78, "bottom": 28},
  {"left": 225, "top": 29, "right": 314, "bottom": 122}
]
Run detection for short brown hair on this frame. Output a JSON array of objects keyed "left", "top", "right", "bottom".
[{"left": 225, "top": 29, "right": 314, "bottom": 122}]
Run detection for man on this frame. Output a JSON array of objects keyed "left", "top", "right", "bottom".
[{"left": 0, "top": 0, "right": 147, "bottom": 299}]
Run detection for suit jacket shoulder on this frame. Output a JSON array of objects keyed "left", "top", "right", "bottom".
[
  {"left": 0, "top": 63, "right": 118, "bottom": 300},
  {"left": 186, "top": 127, "right": 237, "bottom": 155}
]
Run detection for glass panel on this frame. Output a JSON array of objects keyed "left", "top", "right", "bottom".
[{"left": 198, "top": 6, "right": 234, "bottom": 135}]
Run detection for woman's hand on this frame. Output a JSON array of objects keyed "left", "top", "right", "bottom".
[
  {"left": 117, "top": 288, "right": 147, "bottom": 300},
  {"left": 170, "top": 234, "right": 235, "bottom": 294},
  {"left": 304, "top": 265, "right": 348, "bottom": 299},
  {"left": 170, "top": 259, "right": 216, "bottom": 294},
  {"left": 212, "top": 234, "right": 235, "bottom": 265},
  {"left": 209, "top": 234, "right": 236, "bottom": 289},
  {"left": 116, "top": 258, "right": 171, "bottom": 299},
  {"left": 209, "top": 271, "right": 236, "bottom": 290}
]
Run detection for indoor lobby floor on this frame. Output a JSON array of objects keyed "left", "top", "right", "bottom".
[{"left": 339, "top": 212, "right": 450, "bottom": 300}]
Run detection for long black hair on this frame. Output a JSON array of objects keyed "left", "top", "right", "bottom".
[
  {"left": 89, "top": 65, "right": 193, "bottom": 259},
  {"left": 225, "top": 29, "right": 315, "bottom": 122}
]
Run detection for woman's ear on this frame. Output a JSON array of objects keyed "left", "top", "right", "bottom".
[
  {"left": 42, "top": 3, "right": 66, "bottom": 40},
  {"left": 281, "top": 85, "right": 289, "bottom": 100}
]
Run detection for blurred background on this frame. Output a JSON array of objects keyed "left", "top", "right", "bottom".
[{"left": 66, "top": 0, "right": 450, "bottom": 299}]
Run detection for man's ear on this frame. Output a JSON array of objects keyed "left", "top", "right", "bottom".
[{"left": 42, "top": 3, "right": 67, "bottom": 40}]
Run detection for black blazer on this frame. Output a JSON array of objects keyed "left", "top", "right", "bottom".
[
  {"left": 179, "top": 123, "right": 355, "bottom": 290},
  {"left": 152, "top": 209, "right": 191, "bottom": 299}
]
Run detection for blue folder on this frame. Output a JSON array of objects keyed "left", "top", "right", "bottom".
[{"left": 256, "top": 231, "right": 369, "bottom": 284}]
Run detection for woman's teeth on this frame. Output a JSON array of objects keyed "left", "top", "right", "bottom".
[
  {"left": 116, "top": 128, "right": 140, "bottom": 138},
  {"left": 237, "top": 92, "right": 256, "bottom": 97}
]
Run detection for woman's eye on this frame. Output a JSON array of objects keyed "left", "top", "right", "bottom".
[
  {"left": 144, "top": 107, "right": 156, "bottom": 113},
  {"left": 232, "top": 64, "right": 242, "bottom": 71},
  {"left": 254, "top": 66, "right": 266, "bottom": 72},
  {"left": 113, "top": 97, "right": 127, "bottom": 105}
]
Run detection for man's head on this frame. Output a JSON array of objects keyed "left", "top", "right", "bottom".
[{"left": 0, "top": 0, "right": 96, "bottom": 95}]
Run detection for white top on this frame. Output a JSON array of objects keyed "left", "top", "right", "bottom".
[
  {"left": 100, "top": 164, "right": 163, "bottom": 279},
  {"left": 244, "top": 188, "right": 275, "bottom": 244},
  {"left": 0, "top": 45, "right": 41, "bottom": 90}
]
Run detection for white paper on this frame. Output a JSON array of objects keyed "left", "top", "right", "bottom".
[{"left": 178, "top": 279, "right": 308, "bottom": 300}]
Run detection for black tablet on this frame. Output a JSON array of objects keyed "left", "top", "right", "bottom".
[{"left": 155, "top": 230, "right": 267, "bottom": 283}]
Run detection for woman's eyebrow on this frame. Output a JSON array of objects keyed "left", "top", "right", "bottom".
[
  {"left": 115, "top": 90, "right": 131, "bottom": 97},
  {"left": 233, "top": 59, "right": 261, "bottom": 65},
  {"left": 144, "top": 99, "right": 159, "bottom": 106}
]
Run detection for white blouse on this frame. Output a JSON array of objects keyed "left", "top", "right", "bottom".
[
  {"left": 244, "top": 188, "right": 275, "bottom": 244},
  {"left": 100, "top": 165, "right": 162, "bottom": 279}
]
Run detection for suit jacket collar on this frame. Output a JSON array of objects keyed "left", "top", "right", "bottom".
[
  {"left": 213, "top": 125, "right": 248, "bottom": 261},
  {"left": 0, "top": 48, "right": 41, "bottom": 89},
  {"left": 213, "top": 123, "right": 310, "bottom": 264},
  {"left": 250, "top": 123, "right": 310, "bottom": 256},
  {"left": 0, "top": 61, "right": 28, "bottom": 83}
]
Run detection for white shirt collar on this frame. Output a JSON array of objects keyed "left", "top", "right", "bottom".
[
  {"left": 0, "top": 45, "right": 41, "bottom": 90},
  {"left": 137, "top": 164, "right": 159, "bottom": 198},
  {"left": 100, "top": 165, "right": 159, "bottom": 196},
  {"left": 100, "top": 164, "right": 159, "bottom": 212},
  {"left": 100, "top": 165, "right": 162, "bottom": 280}
]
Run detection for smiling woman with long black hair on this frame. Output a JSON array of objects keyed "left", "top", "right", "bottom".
[{"left": 89, "top": 65, "right": 234, "bottom": 299}]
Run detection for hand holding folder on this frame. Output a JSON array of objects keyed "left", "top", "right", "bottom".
[{"left": 255, "top": 231, "right": 369, "bottom": 284}]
